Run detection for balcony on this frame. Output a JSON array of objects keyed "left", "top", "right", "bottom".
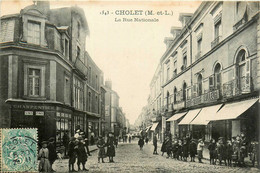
[
  {"left": 233, "top": 14, "right": 248, "bottom": 31},
  {"left": 74, "top": 58, "right": 88, "bottom": 76},
  {"left": 195, "top": 51, "right": 201, "bottom": 61},
  {"left": 181, "top": 65, "right": 187, "bottom": 71},
  {"left": 222, "top": 76, "right": 252, "bottom": 98},
  {"left": 211, "top": 36, "right": 221, "bottom": 48}
]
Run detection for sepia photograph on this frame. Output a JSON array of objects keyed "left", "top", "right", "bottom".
[{"left": 0, "top": 0, "right": 259, "bottom": 172}]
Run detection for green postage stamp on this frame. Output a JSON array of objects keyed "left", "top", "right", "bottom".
[{"left": 0, "top": 128, "right": 38, "bottom": 172}]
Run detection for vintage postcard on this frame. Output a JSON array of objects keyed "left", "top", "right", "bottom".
[{"left": 0, "top": 0, "right": 259, "bottom": 172}]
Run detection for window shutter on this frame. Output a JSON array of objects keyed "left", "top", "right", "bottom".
[
  {"left": 193, "top": 84, "right": 197, "bottom": 97},
  {"left": 215, "top": 73, "right": 221, "bottom": 89},
  {"left": 209, "top": 75, "right": 215, "bottom": 90},
  {"left": 242, "top": 59, "right": 251, "bottom": 93}
]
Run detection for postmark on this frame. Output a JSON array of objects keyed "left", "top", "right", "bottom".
[{"left": 1, "top": 128, "right": 38, "bottom": 172}]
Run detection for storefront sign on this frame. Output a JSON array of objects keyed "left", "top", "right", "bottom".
[
  {"left": 24, "top": 111, "right": 33, "bottom": 116},
  {"left": 13, "top": 104, "right": 55, "bottom": 111},
  {"left": 35, "top": 111, "right": 44, "bottom": 116}
]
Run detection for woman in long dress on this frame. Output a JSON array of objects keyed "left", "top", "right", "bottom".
[
  {"left": 97, "top": 136, "right": 106, "bottom": 163},
  {"left": 38, "top": 141, "right": 51, "bottom": 172},
  {"left": 106, "top": 133, "right": 115, "bottom": 162}
]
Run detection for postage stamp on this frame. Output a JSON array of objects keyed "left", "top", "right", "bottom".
[{"left": 0, "top": 128, "right": 38, "bottom": 172}]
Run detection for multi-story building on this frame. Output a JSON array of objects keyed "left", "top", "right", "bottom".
[
  {"left": 141, "top": 2, "right": 260, "bottom": 152},
  {"left": 104, "top": 80, "right": 126, "bottom": 138},
  {"left": 0, "top": 1, "right": 105, "bottom": 147}
]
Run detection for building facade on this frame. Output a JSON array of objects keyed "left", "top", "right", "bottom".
[
  {"left": 104, "top": 80, "right": 127, "bottom": 138},
  {"left": 0, "top": 1, "right": 105, "bottom": 147},
  {"left": 141, "top": 2, "right": 260, "bottom": 152}
]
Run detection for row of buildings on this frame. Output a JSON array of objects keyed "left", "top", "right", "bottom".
[
  {"left": 138, "top": 1, "right": 260, "bottom": 150},
  {"left": 0, "top": 1, "right": 129, "bottom": 147}
]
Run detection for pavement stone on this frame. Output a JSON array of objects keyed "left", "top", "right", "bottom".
[{"left": 53, "top": 140, "right": 260, "bottom": 173}]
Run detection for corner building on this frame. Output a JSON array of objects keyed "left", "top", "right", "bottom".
[{"left": 0, "top": 1, "right": 105, "bottom": 148}]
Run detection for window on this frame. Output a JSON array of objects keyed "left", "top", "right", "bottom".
[
  {"left": 174, "top": 87, "right": 177, "bottom": 103},
  {"left": 183, "top": 55, "right": 187, "bottom": 69},
  {"left": 28, "top": 68, "right": 40, "bottom": 96},
  {"left": 197, "top": 74, "right": 203, "bottom": 96},
  {"left": 166, "top": 67, "right": 170, "bottom": 81},
  {"left": 96, "top": 75, "right": 98, "bottom": 89},
  {"left": 96, "top": 96, "right": 99, "bottom": 113},
  {"left": 166, "top": 91, "right": 170, "bottom": 110},
  {"left": 197, "top": 38, "right": 202, "bottom": 54},
  {"left": 89, "top": 67, "right": 92, "bottom": 82},
  {"left": 88, "top": 92, "right": 91, "bottom": 111},
  {"left": 183, "top": 82, "right": 187, "bottom": 101},
  {"left": 73, "top": 77, "right": 83, "bottom": 110},
  {"left": 77, "top": 21, "right": 80, "bottom": 39},
  {"left": 236, "top": 49, "right": 250, "bottom": 93},
  {"left": 173, "top": 60, "right": 177, "bottom": 76},
  {"left": 65, "top": 39, "right": 69, "bottom": 59},
  {"left": 27, "top": 21, "right": 40, "bottom": 45},
  {"left": 64, "top": 77, "right": 70, "bottom": 105},
  {"left": 214, "top": 21, "right": 221, "bottom": 39},
  {"left": 56, "top": 112, "right": 72, "bottom": 147}
]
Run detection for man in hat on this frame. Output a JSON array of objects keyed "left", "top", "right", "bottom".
[
  {"left": 38, "top": 141, "right": 51, "bottom": 172},
  {"left": 62, "top": 132, "right": 69, "bottom": 156},
  {"left": 77, "top": 137, "right": 88, "bottom": 171},
  {"left": 48, "top": 137, "right": 57, "bottom": 172}
]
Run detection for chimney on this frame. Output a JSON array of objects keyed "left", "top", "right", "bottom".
[
  {"left": 35, "top": 0, "right": 50, "bottom": 15},
  {"left": 179, "top": 13, "right": 193, "bottom": 28},
  {"left": 105, "top": 80, "right": 112, "bottom": 89}
]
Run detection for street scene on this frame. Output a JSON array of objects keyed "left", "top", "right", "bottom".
[
  {"left": 52, "top": 140, "right": 260, "bottom": 173},
  {"left": 0, "top": 0, "right": 260, "bottom": 172}
]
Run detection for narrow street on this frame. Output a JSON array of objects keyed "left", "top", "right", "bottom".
[{"left": 53, "top": 141, "right": 260, "bottom": 173}]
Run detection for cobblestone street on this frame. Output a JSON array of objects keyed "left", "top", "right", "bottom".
[{"left": 53, "top": 141, "right": 260, "bottom": 173}]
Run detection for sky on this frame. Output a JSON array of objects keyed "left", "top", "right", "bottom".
[{"left": 0, "top": 0, "right": 201, "bottom": 125}]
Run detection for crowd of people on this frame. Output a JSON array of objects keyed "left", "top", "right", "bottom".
[
  {"left": 155, "top": 132, "right": 259, "bottom": 167},
  {"left": 38, "top": 129, "right": 118, "bottom": 172}
]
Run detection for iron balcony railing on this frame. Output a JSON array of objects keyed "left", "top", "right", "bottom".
[{"left": 211, "top": 36, "right": 222, "bottom": 48}]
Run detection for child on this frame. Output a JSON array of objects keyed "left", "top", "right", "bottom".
[
  {"left": 172, "top": 140, "right": 178, "bottom": 159},
  {"left": 208, "top": 139, "right": 216, "bottom": 165},
  {"left": 177, "top": 140, "right": 183, "bottom": 160},
  {"left": 197, "top": 139, "right": 204, "bottom": 163},
  {"left": 138, "top": 137, "right": 145, "bottom": 150},
  {"left": 216, "top": 138, "right": 226, "bottom": 166},
  {"left": 189, "top": 139, "right": 197, "bottom": 162},
  {"left": 97, "top": 136, "right": 106, "bottom": 163},
  {"left": 68, "top": 137, "right": 77, "bottom": 172},
  {"left": 226, "top": 140, "right": 233, "bottom": 166},
  {"left": 38, "top": 141, "right": 51, "bottom": 172}
]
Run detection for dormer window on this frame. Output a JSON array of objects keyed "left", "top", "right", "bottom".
[{"left": 27, "top": 21, "right": 40, "bottom": 45}]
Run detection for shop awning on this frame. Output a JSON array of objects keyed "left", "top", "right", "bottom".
[
  {"left": 166, "top": 112, "right": 188, "bottom": 122},
  {"left": 189, "top": 104, "right": 223, "bottom": 125},
  {"left": 150, "top": 122, "right": 159, "bottom": 131},
  {"left": 178, "top": 109, "right": 201, "bottom": 125},
  {"left": 145, "top": 125, "right": 152, "bottom": 132},
  {"left": 209, "top": 98, "right": 259, "bottom": 121}
]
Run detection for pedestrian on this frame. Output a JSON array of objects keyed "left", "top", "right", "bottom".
[
  {"left": 114, "top": 136, "right": 118, "bottom": 148},
  {"left": 216, "top": 137, "right": 226, "bottom": 166},
  {"left": 62, "top": 132, "right": 69, "bottom": 156},
  {"left": 48, "top": 137, "right": 57, "bottom": 172},
  {"left": 249, "top": 140, "right": 259, "bottom": 167},
  {"left": 165, "top": 137, "right": 172, "bottom": 159},
  {"left": 153, "top": 133, "right": 158, "bottom": 155},
  {"left": 129, "top": 135, "right": 132, "bottom": 143},
  {"left": 197, "top": 139, "right": 204, "bottom": 163},
  {"left": 226, "top": 139, "right": 233, "bottom": 166},
  {"left": 68, "top": 137, "right": 77, "bottom": 172},
  {"left": 182, "top": 139, "right": 189, "bottom": 162},
  {"left": 208, "top": 139, "right": 216, "bottom": 165},
  {"left": 90, "top": 132, "right": 95, "bottom": 145},
  {"left": 161, "top": 137, "right": 167, "bottom": 156},
  {"left": 74, "top": 129, "right": 81, "bottom": 139},
  {"left": 145, "top": 137, "right": 149, "bottom": 145},
  {"left": 38, "top": 141, "right": 51, "bottom": 172},
  {"left": 172, "top": 139, "right": 178, "bottom": 159},
  {"left": 77, "top": 137, "right": 88, "bottom": 171},
  {"left": 84, "top": 137, "right": 92, "bottom": 156},
  {"left": 177, "top": 139, "right": 183, "bottom": 160},
  {"left": 189, "top": 139, "right": 197, "bottom": 162},
  {"left": 97, "top": 136, "right": 106, "bottom": 163},
  {"left": 138, "top": 137, "right": 145, "bottom": 150},
  {"left": 107, "top": 132, "right": 116, "bottom": 162}
]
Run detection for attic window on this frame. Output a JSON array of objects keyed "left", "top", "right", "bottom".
[{"left": 27, "top": 21, "right": 40, "bottom": 45}]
